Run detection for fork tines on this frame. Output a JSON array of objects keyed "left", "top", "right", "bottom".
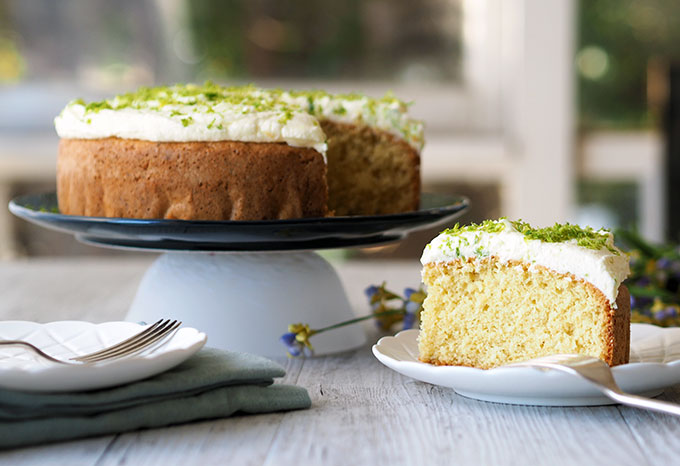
[{"left": 72, "top": 319, "right": 182, "bottom": 363}]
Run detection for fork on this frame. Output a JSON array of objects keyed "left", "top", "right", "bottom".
[
  {"left": 508, "top": 354, "right": 680, "bottom": 416},
  {"left": 0, "top": 319, "right": 182, "bottom": 364}
]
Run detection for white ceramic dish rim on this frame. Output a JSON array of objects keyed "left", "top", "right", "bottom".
[{"left": 372, "top": 324, "right": 680, "bottom": 406}]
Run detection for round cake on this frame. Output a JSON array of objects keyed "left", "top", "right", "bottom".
[{"left": 54, "top": 83, "right": 423, "bottom": 220}]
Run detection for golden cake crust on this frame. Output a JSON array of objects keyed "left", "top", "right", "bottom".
[
  {"left": 57, "top": 137, "right": 328, "bottom": 220},
  {"left": 609, "top": 283, "right": 631, "bottom": 365},
  {"left": 418, "top": 258, "right": 630, "bottom": 368}
]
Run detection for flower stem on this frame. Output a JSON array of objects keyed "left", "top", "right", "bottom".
[{"left": 313, "top": 309, "right": 405, "bottom": 334}]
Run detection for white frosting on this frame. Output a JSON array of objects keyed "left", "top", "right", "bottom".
[
  {"left": 55, "top": 100, "right": 328, "bottom": 155},
  {"left": 421, "top": 219, "right": 630, "bottom": 306},
  {"left": 54, "top": 85, "right": 425, "bottom": 157}
]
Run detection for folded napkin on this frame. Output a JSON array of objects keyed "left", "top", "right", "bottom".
[{"left": 0, "top": 348, "right": 310, "bottom": 449}]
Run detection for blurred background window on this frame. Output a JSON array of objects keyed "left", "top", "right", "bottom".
[
  {"left": 187, "top": 0, "right": 461, "bottom": 82},
  {"left": 577, "top": 0, "right": 680, "bottom": 130},
  {"left": 0, "top": 0, "right": 678, "bottom": 259},
  {"left": 575, "top": 0, "right": 678, "bottom": 241},
  {"left": 0, "top": 0, "right": 464, "bottom": 83}
]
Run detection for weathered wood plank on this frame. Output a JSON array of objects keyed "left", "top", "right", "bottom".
[
  {"left": 0, "top": 436, "right": 113, "bottom": 466},
  {"left": 615, "top": 384, "right": 680, "bottom": 465},
  {"left": 95, "top": 415, "right": 285, "bottom": 466},
  {"left": 262, "top": 346, "right": 651, "bottom": 466},
  {"left": 0, "top": 257, "right": 151, "bottom": 322}
]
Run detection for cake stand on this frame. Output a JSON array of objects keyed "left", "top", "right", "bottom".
[{"left": 9, "top": 192, "right": 468, "bottom": 357}]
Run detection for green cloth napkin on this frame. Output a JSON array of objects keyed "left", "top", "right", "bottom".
[{"left": 0, "top": 348, "right": 310, "bottom": 449}]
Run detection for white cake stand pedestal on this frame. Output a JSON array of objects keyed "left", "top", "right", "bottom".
[{"left": 126, "top": 251, "right": 366, "bottom": 357}]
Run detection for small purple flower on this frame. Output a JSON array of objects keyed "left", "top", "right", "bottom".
[
  {"left": 653, "top": 307, "right": 678, "bottom": 321},
  {"left": 630, "top": 294, "right": 637, "bottom": 310},
  {"left": 657, "top": 258, "right": 672, "bottom": 270},
  {"left": 655, "top": 309, "right": 669, "bottom": 321},
  {"left": 402, "top": 287, "right": 425, "bottom": 330},
  {"left": 405, "top": 300, "right": 420, "bottom": 315},
  {"left": 365, "top": 285, "right": 379, "bottom": 299},
  {"left": 404, "top": 287, "right": 418, "bottom": 300},
  {"left": 402, "top": 312, "right": 416, "bottom": 330},
  {"left": 667, "top": 307, "right": 678, "bottom": 318},
  {"left": 280, "top": 332, "right": 302, "bottom": 357},
  {"left": 636, "top": 277, "right": 651, "bottom": 287},
  {"left": 636, "top": 296, "right": 653, "bottom": 308}
]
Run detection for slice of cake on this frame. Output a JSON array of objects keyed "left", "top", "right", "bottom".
[
  {"left": 418, "top": 218, "right": 631, "bottom": 369},
  {"left": 54, "top": 83, "right": 423, "bottom": 221}
]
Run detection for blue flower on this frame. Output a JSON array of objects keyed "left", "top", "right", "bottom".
[
  {"left": 280, "top": 332, "right": 302, "bottom": 357},
  {"left": 402, "top": 312, "right": 416, "bottom": 330},
  {"left": 654, "top": 309, "right": 668, "bottom": 321},
  {"left": 657, "top": 258, "right": 672, "bottom": 270},
  {"left": 364, "top": 285, "right": 379, "bottom": 299},
  {"left": 280, "top": 323, "right": 315, "bottom": 357},
  {"left": 405, "top": 300, "right": 420, "bottom": 315},
  {"left": 636, "top": 276, "right": 651, "bottom": 287},
  {"left": 636, "top": 296, "right": 653, "bottom": 308},
  {"left": 402, "top": 287, "right": 426, "bottom": 330},
  {"left": 653, "top": 307, "right": 677, "bottom": 321},
  {"left": 404, "top": 287, "right": 418, "bottom": 300}
]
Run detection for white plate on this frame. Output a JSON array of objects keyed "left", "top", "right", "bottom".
[
  {"left": 0, "top": 321, "right": 207, "bottom": 392},
  {"left": 372, "top": 324, "right": 680, "bottom": 406}
]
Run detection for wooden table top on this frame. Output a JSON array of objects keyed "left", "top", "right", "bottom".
[{"left": 0, "top": 257, "right": 679, "bottom": 465}]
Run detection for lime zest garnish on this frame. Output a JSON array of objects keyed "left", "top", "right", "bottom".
[{"left": 440, "top": 217, "right": 618, "bottom": 254}]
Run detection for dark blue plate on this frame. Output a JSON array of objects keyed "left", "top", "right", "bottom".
[{"left": 9, "top": 192, "right": 468, "bottom": 251}]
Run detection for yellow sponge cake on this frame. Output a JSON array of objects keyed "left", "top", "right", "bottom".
[{"left": 418, "top": 219, "right": 631, "bottom": 369}]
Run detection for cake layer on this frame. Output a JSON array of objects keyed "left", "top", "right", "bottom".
[
  {"left": 418, "top": 258, "right": 630, "bottom": 369},
  {"left": 57, "top": 138, "right": 328, "bottom": 220},
  {"left": 321, "top": 120, "right": 420, "bottom": 216}
]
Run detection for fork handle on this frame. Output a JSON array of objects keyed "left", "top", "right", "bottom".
[
  {"left": 604, "top": 389, "right": 680, "bottom": 417},
  {"left": 0, "top": 341, "right": 66, "bottom": 364}
]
